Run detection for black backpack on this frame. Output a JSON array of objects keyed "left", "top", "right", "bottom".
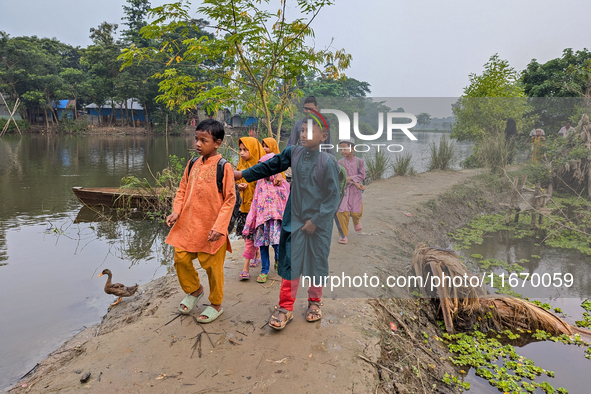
[{"left": 187, "top": 156, "right": 242, "bottom": 234}]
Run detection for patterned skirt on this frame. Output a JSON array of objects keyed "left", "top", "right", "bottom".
[{"left": 253, "top": 219, "right": 282, "bottom": 247}]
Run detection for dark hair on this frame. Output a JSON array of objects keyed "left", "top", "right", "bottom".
[
  {"left": 566, "top": 120, "right": 572, "bottom": 124},
  {"left": 303, "top": 96, "right": 317, "bottom": 107},
  {"left": 302, "top": 115, "right": 330, "bottom": 134},
  {"left": 196, "top": 119, "right": 224, "bottom": 141}
]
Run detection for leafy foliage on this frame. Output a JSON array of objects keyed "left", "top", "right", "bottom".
[
  {"left": 120, "top": 0, "right": 351, "bottom": 141},
  {"left": 452, "top": 54, "right": 532, "bottom": 142},
  {"left": 427, "top": 136, "right": 457, "bottom": 171}
]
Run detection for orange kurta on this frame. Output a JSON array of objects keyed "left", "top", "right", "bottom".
[{"left": 166, "top": 154, "right": 236, "bottom": 254}]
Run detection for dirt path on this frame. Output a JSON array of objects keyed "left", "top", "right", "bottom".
[{"left": 8, "top": 169, "right": 480, "bottom": 394}]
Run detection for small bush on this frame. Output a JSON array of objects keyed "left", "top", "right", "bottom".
[
  {"left": 427, "top": 136, "right": 457, "bottom": 171},
  {"left": 366, "top": 149, "right": 391, "bottom": 182},
  {"left": 476, "top": 133, "right": 515, "bottom": 173},
  {"left": 0, "top": 118, "right": 30, "bottom": 133},
  {"left": 59, "top": 117, "right": 88, "bottom": 133},
  {"left": 391, "top": 152, "right": 414, "bottom": 176},
  {"left": 461, "top": 153, "right": 482, "bottom": 169}
]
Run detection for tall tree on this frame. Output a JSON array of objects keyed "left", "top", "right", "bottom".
[
  {"left": 452, "top": 54, "right": 530, "bottom": 141},
  {"left": 80, "top": 22, "right": 121, "bottom": 125},
  {"left": 416, "top": 112, "right": 431, "bottom": 129},
  {"left": 121, "top": 0, "right": 351, "bottom": 141}
]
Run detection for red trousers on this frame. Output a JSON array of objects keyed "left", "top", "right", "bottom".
[{"left": 279, "top": 277, "right": 322, "bottom": 311}]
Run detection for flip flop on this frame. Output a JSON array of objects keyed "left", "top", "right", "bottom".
[
  {"left": 198, "top": 306, "right": 224, "bottom": 323},
  {"left": 338, "top": 236, "right": 348, "bottom": 244},
  {"left": 249, "top": 258, "right": 261, "bottom": 268},
  {"left": 239, "top": 271, "right": 250, "bottom": 280},
  {"left": 257, "top": 273, "right": 268, "bottom": 283},
  {"left": 179, "top": 291, "right": 204, "bottom": 314}
]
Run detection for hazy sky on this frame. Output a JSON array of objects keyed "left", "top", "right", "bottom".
[{"left": 1, "top": 0, "right": 590, "bottom": 102}]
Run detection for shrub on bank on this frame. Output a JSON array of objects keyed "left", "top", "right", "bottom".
[
  {"left": 365, "top": 149, "right": 391, "bottom": 182},
  {"left": 0, "top": 118, "right": 31, "bottom": 133},
  {"left": 391, "top": 152, "right": 415, "bottom": 176},
  {"left": 427, "top": 136, "right": 457, "bottom": 171}
]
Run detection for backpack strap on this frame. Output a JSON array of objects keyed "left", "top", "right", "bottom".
[
  {"left": 187, "top": 156, "right": 228, "bottom": 197},
  {"left": 356, "top": 157, "right": 360, "bottom": 174},
  {"left": 187, "top": 156, "right": 199, "bottom": 176},
  {"left": 216, "top": 158, "right": 229, "bottom": 197},
  {"left": 315, "top": 151, "right": 331, "bottom": 183}
]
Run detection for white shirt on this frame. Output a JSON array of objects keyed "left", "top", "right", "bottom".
[{"left": 558, "top": 126, "right": 575, "bottom": 138}]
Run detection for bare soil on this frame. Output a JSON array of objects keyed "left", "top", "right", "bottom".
[{"left": 8, "top": 168, "right": 508, "bottom": 394}]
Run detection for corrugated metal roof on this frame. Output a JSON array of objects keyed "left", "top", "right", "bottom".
[{"left": 85, "top": 99, "right": 144, "bottom": 110}]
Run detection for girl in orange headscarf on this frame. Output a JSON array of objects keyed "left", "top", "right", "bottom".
[
  {"left": 262, "top": 137, "right": 286, "bottom": 182},
  {"left": 236, "top": 137, "right": 265, "bottom": 278}
]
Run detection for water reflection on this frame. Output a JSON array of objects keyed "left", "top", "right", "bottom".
[
  {"left": 0, "top": 134, "right": 193, "bottom": 389},
  {"left": 460, "top": 233, "right": 591, "bottom": 393}
]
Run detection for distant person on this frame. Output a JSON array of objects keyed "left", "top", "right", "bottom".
[
  {"left": 530, "top": 128, "right": 546, "bottom": 164},
  {"left": 286, "top": 96, "right": 335, "bottom": 154},
  {"left": 558, "top": 121, "right": 576, "bottom": 138},
  {"left": 504, "top": 119, "right": 518, "bottom": 164},
  {"left": 336, "top": 139, "right": 365, "bottom": 245},
  {"left": 504, "top": 118, "right": 517, "bottom": 142},
  {"left": 528, "top": 123, "right": 545, "bottom": 138},
  {"left": 165, "top": 119, "right": 236, "bottom": 323}
]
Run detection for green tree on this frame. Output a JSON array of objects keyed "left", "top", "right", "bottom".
[
  {"left": 452, "top": 54, "right": 530, "bottom": 141},
  {"left": 522, "top": 49, "right": 591, "bottom": 132},
  {"left": 121, "top": 0, "right": 351, "bottom": 141},
  {"left": 80, "top": 22, "right": 122, "bottom": 125},
  {"left": 416, "top": 112, "right": 431, "bottom": 129}
]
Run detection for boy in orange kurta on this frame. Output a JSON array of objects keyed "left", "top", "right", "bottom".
[{"left": 165, "top": 119, "right": 236, "bottom": 323}]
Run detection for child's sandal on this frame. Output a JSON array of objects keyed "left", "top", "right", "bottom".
[
  {"left": 239, "top": 271, "right": 250, "bottom": 280},
  {"left": 306, "top": 301, "right": 323, "bottom": 322},
  {"left": 256, "top": 273, "right": 268, "bottom": 283},
  {"left": 268, "top": 306, "right": 293, "bottom": 330}
]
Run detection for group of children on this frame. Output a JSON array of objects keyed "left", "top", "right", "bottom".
[{"left": 165, "top": 117, "right": 365, "bottom": 330}]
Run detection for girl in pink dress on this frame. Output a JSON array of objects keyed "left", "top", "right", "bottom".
[
  {"left": 336, "top": 139, "right": 365, "bottom": 244},
  {"left": 241, "top": 153, "right": 290, "bottom": 282}
]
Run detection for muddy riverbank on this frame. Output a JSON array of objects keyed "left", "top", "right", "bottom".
[{"left": 7, "top": 168, "right": 512, "bottom": 393}]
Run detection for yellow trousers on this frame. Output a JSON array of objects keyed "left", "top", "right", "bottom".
[
  {"left": 336, "top": 205, "right": 363, "bottom": 237},
  {"left": 173, "top": 241, "right": 226, "bottom": 305}
]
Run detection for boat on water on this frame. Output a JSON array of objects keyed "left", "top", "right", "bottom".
[{"left": 72, "top": 187, "right": 172, "bottom": 210}]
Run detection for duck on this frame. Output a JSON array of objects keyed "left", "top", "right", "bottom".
[{"left": 97, "top": 269, "right": 139, "bottom": 306}]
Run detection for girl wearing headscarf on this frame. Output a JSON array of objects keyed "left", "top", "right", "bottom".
[
  {"left": 236, "top": 137, "right": 265, "bottom": 276},
  {"left": 262, "top": 137, "right": 286, "bottom": 182},
  {"left": 241, "top": 152, "right": 290, "bottom": 282}
]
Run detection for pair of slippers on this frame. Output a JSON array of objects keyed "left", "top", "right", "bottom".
[
  {"left": 178, "top": 292, "right": 223, "bottom": 323},
  {"left": 239, "top": 271, "right": 268, "bottom": 283}
]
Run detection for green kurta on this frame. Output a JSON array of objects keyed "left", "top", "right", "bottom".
[{"left": 242, "top": 146, "right": 340, "bottom": 281}]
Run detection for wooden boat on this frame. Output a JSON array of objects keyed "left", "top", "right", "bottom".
[{"left": 72, "top": 187, "right": 173, "bottom": 210}]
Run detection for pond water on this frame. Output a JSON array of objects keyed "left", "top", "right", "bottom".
[
  {"left": 0, "top": 132, "right": 472, "bottom": 390},
  {"left": 459, "top": 232, "right": 591, "bottom": 393}
]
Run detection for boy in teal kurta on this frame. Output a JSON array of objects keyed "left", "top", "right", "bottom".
[{"left": 234, "top": 117, "right": 340, "bottom": 330}]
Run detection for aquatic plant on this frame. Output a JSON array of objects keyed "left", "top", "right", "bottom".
[{"left": 441, "top": 330, "right": 569, "bottom": 394}]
